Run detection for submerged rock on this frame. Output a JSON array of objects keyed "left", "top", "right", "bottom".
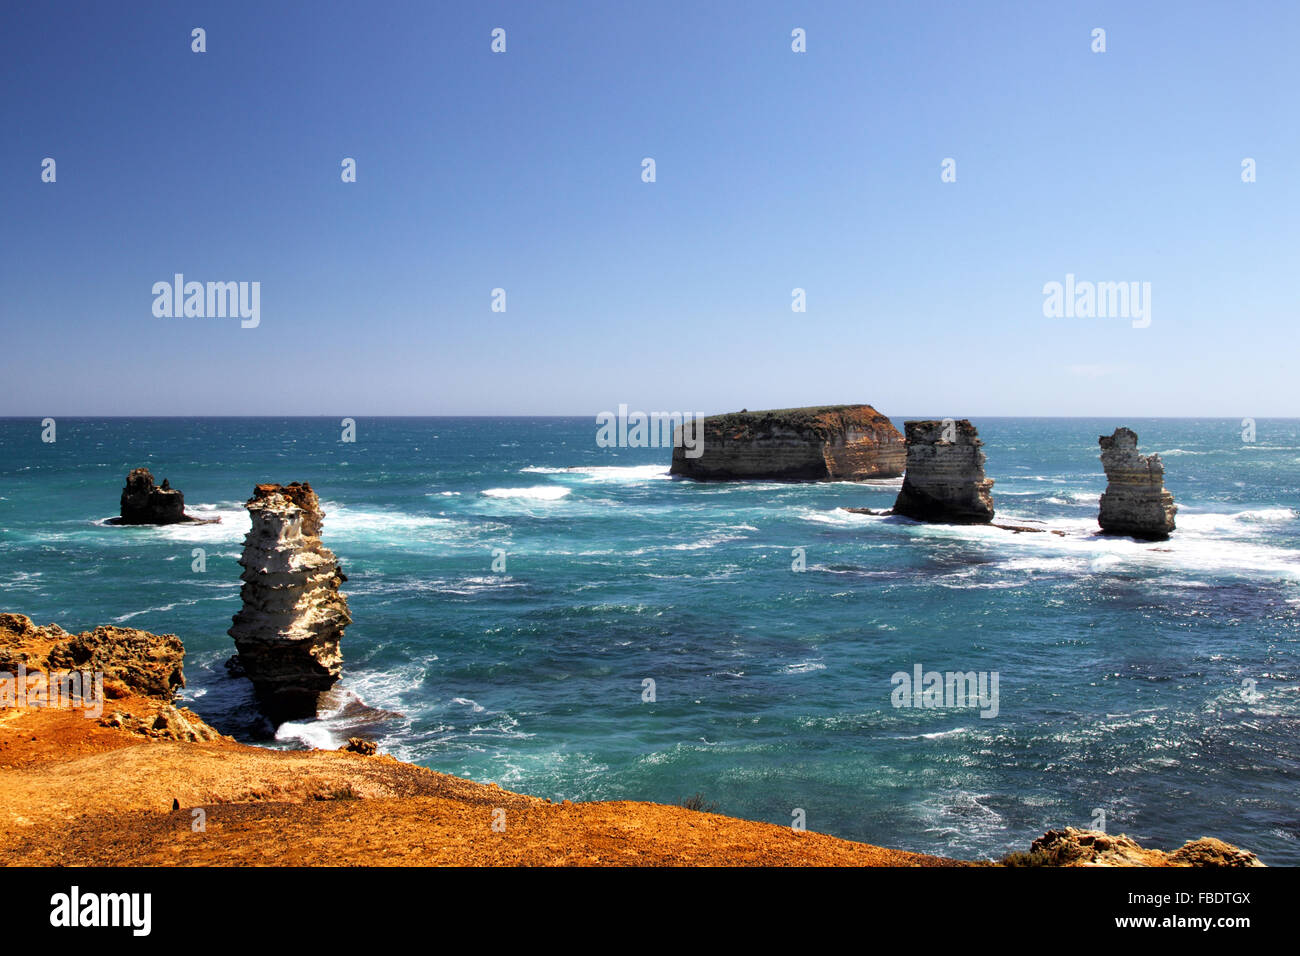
[
  {"left": 1098, "top": 428, "right": 1176, "bottom": 540},
  {"left": 891, "top": 419, "right": 994, "bottom": 523},
  {"left": 107, "top": 467, "right": 217, "bottom": 525},
  {"left": 669, "top": 405, "right": 905, "bottom": 481},
  {"left": 228, "top": 482, "right": 351, "bottom": 722}
]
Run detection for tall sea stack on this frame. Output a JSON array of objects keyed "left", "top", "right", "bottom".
[
  {"left": 228, "top": 482, "right": 350, "bottom": 721},
  {"left": 669, "top": 405, "right": 905, "bottom": 481},
  {"left": 891, "top": 419, "right": 995, "bottom": 523},
  {"left": 1097, "top": 428, "right": 1177, "bottom": 540}
]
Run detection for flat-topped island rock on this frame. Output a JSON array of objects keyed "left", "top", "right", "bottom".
[{"left": 669, "top": 405, "right": 905, "bottom": 481}]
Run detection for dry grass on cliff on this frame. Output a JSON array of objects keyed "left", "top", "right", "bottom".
[{"left": 705, "top": 405, "right": 894, "bottom": 441}]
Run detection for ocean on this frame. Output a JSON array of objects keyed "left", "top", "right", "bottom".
[{"left": 1, "top": 416, "right": 1296, "bottom": 862}]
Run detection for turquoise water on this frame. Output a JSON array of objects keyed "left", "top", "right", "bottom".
[{"left": 1, "top": 416, "right": 1297, "bottom": 862}]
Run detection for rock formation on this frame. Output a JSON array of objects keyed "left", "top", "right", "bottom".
[
  {"left": 0, "top": 611, "right": 185, "bottom": 699},
  {"left": 342, "top": 736, "right": 378, "bottom": 756},
  {"left": 1097, "top": 428, "right": 1176, "bottom": 540},
  {"left": 228, "top": 482, "right": 350, "bottom": 721},
  {"left": 669, "top": 405, "right": 905, "bottom": 481},
  {"left": 891, "top": 419, "right": 995, "bottom": 523},
  {"left": 107, "top": 467, "right": 216, "bottom": 525},
  {"left": 1013, "top": 827, "right": 1263, "bottom": 867},
  {"left": 0, "top": 612, "right": 222, "bottom": 742}
]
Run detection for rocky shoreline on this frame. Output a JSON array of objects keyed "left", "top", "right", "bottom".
[
  {"left": 0, "top": 612, "right": 1263, "bottom": 867},
  {"left": 0, "top": 418, "right": 1223, "bottom": 866}
]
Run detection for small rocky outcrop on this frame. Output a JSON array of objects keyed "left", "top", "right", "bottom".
[
  {"left": 98, "top": 702, "right": 225, "bottom": 742},
  {"left": 1166, "top": 838, "right": 1265, "bottom": 867},
  {"left": 1098, "top": 428, "right": 1177, "bottom": 540},
  {"left": 891, "top": 420, "right": 994, "bottom": 523},
  {"left": 669, "top": 405, "right": 905, "bottom": 481},
  {"left": 0, "top": 612, "right": 185, "bottom": 699},
  {"left": 0, "top": 612, "right": 223, "bottom": 742},
  {"left": 228, "top": 483, "right": 351, "bottom": 721},
  {"left": 107, "top": 468, "right": 217, "bottom": 525},
  {"left": 1011, "top": 827, "right": 1263, "bottom": 867}
]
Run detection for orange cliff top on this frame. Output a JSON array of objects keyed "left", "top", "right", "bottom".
[{"left": 0, "top": 702, "right": 958, "bottom": 866}]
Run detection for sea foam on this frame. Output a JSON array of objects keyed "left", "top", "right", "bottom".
[{"left": 480, "top": 486, "right": 572, "bottom": 500}]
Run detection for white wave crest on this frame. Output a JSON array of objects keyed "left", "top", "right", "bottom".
[
  {"left": 275, "top": 720, "right": 340, "bottom": 751},
  {"left": 480, "top": 486, "right": 572, "bottom": 501},
  {"left": 520, "top": 464, "right": 671, "bottom": 482}
]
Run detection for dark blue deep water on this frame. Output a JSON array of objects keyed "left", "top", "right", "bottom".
[{"left": 1, "top": 416, "right": 1297, "bottom": 862}]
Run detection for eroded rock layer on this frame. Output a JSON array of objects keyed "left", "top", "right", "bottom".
[
  {"left": 1098, "top": 428, "right": 1176, "bottom": 540},
  {"left": 891, "top": 419, "right": 995, "bottom": 523},
  {"left": 228, "top": 482, "right": 350, "bottom": 721},
  {"left": 669, "top": 405, "right": 905, "bottom": 481}
]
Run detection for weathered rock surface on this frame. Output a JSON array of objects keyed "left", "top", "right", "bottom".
[
  {"left": 97, "top": 702, "right": 225, "bottom": 742},
  {"left": 0, "top": 612, "right": 222, "bottom": 742},
  {"left": 891, "top": 420, "right": 995, "bottom": 523},
  {"left": 1098, "top": 428, "right": 1177, "bottom": 540},
  {"left": 228, "top": 482, "right": 351, "bottom": 721},
  {"left": 342, "top": 736, "right": 378, "bottom": 756},
  {"left": 669, "top": 405, "right": 905, "bottom": 481},
  {"left": 107, "top": 467, "right": 217, "bottom": 525},
  {"left": 0, "top": 612, "right": 185, "bottom": 699},
  {"left": 1015, "top": 827, "right": 1264, "bottom": 867}
]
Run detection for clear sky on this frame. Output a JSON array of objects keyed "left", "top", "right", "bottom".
[{"left": 2, "top": 1, "right": 1296, "bottom": 417}]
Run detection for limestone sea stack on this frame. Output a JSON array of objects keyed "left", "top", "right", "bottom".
[
  {"left": 1097, "top": 428, "right": 1177, "bottom": 540},
  {"left": 107, "top": 467, "right": 216, "bottom": 525},
  {"left": 891, "top": 420, "right": 995, "bottom": 523},
  {"left": 669, "top": 405, "right": 905, "bottom": 481},
  {"left": 228, "top": 482, "right": 350, "bottom": 721}
]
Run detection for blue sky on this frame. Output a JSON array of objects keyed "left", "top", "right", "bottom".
[{"left": 2, "top": 0, "right": 1296, "bottom": 416}]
